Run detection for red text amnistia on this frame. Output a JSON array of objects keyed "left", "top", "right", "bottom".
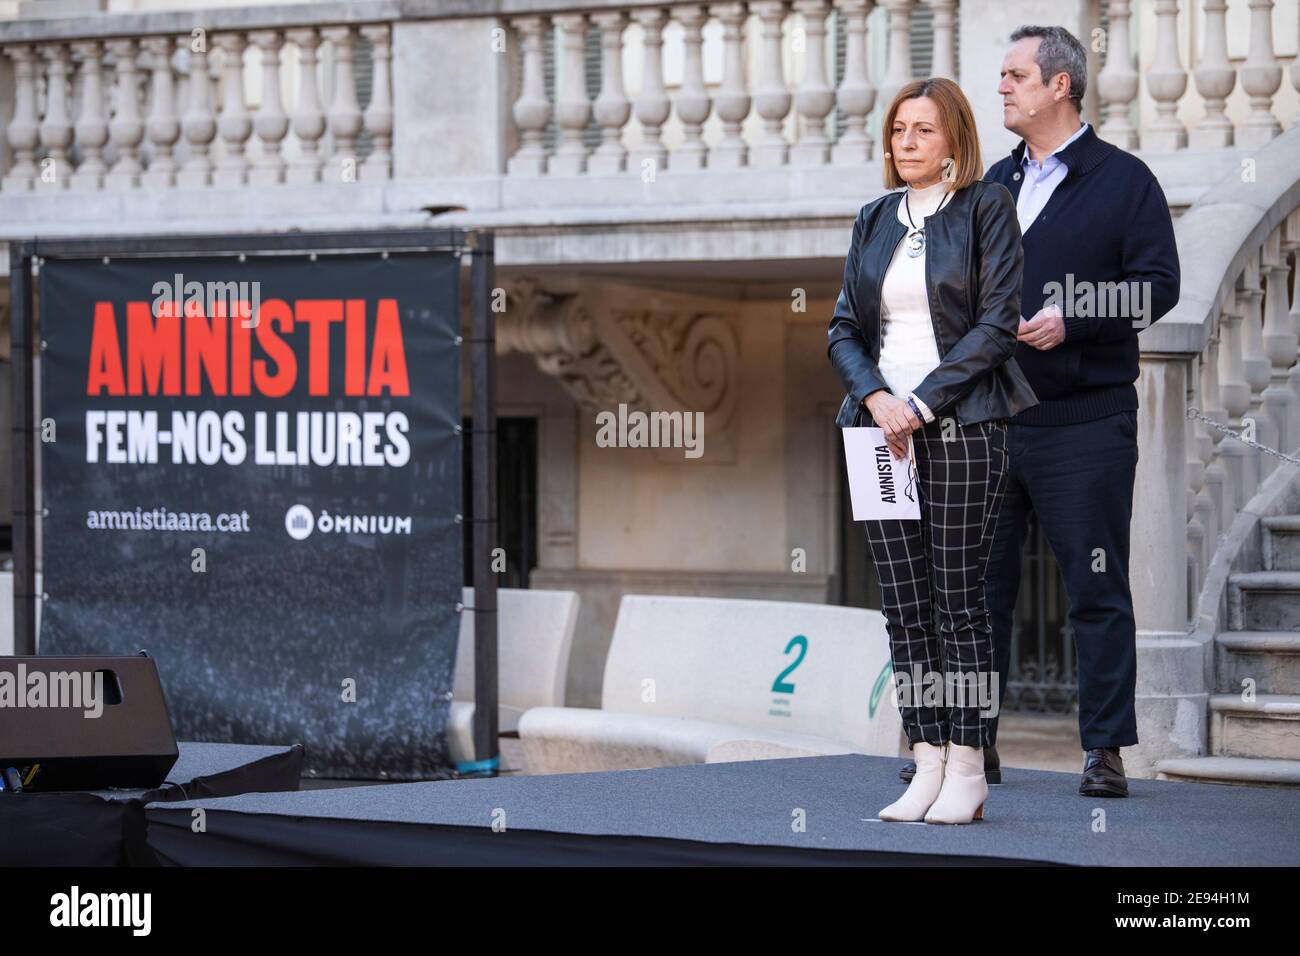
[
  {"left": 81, "top": 298, "right": 418, "bottom": 468},
  {"left": 85, "top": 297, "right": 410, "bottom": 398}
]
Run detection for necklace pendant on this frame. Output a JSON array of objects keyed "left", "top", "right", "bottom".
[{"left": 905, "top": 231, "right": 925, "bottom": 257}]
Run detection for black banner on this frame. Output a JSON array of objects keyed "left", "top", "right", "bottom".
[{"left": 37, "top": 251, "right": 463, "bottom": 779}]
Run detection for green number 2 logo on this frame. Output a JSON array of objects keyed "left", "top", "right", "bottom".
[
  {"left": 771, "top": 637, "right": 892, "bottom": 719},
  {"left": 771, "top": 635, "right": 807, "bottom": 694}
]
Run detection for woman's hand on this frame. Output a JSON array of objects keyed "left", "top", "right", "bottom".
[{"left": 865, "top": 391, "right": 921, "bottom": 460}]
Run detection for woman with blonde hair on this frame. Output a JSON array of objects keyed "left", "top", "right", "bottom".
[{"left": 828, "top": 77, "right": 1038, "bottom": 824}]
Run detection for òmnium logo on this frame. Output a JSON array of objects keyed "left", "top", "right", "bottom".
[
  {"left": 285, "top": 504, "right": 314, "bottom": 540},
  {"left": 284, "top": 505, "right": 414, "bottom": 539}
]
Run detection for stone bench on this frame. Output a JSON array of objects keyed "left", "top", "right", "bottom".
[
  {"left": 519, "top": 594, "right": 905, "bottom": 774},
  {"left": 449, "top": 586, "right": 579, "bottom": 770}
]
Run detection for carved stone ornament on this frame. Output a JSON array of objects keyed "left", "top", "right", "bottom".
[{"left": 499, "top": 278, "right": 740, "bottom": 461}]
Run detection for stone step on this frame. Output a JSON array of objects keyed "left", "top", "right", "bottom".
[
  {"left": 1215, "top": 631, "right": 1300, "bottom": 695},
  {"left": 1228, "top": 571, "right": 1300, "bottom": 630},
  {"left": 1262, "top": 515, "right": 1300, "bottom": 571},
  {"left": 1209, "top": 693, "right": 1300, "bottom": 759},
  {"left": 1154, "top": 755, "right": 1300, "bottom": 788}
]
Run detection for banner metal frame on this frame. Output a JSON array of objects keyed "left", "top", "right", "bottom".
[{"left": 8, "top": 228, "right": 499, "bottom": 777}]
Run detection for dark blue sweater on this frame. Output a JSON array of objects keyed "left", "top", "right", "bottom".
[{"left": 983, "top": 123, "right": 1180, "bottom": 426}]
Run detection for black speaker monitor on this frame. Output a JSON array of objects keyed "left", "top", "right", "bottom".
[{"left": 0, "top": 653, "right": 178, "bottom": 791}]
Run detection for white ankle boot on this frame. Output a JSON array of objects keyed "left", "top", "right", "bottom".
[
  {"left": 924, "top": 743, "right": 987, "bottom": 824},
  {"left": 879, "top": 741, "right": 946, "bottom": 822}
]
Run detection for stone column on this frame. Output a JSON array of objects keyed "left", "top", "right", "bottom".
[{"left": 1133, "top": 355, "right": 1190, "bottom": 633}]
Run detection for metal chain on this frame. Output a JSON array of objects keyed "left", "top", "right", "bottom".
[{"left": 1185, "top": 406, "right": 1300, "bottom": 467}]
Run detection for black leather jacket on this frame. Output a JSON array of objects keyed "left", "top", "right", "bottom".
[{"left": 828, "top": 179, "right": 1039, "bottom": 428}]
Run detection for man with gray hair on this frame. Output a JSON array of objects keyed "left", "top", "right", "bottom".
[{"left": 896, "top": 25, "right": 1180, "bottom": 798}]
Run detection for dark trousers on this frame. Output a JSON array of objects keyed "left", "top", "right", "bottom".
[
  {"left": 862, "top": 417, "right": 1008, "bottom": 749},
  {"left": 982, "top": 409, "right": 1140, "bottom": 751}
]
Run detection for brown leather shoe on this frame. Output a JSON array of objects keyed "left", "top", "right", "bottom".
[
  {"left": 1079, "top": 746, "right": 1128, "bottom": 797},
  {"left": 900, "top": 745, "right": 1001, "bottom": 784}
]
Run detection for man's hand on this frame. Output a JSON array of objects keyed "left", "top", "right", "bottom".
[
  {"left": 864, "top": 391, "right": 921, "bottom": 460},
  {"left": 1017, "top": 304, "right": 1065, "bottom": 350}
]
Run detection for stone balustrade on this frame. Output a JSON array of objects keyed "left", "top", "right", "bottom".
[
  {"left": 1101, "top": 0, "right": 1299, "bottom": 151},
  {"left": 499, "top": 0, "right": 1300, "bottom": 177},
  {"left": 1182, "top": 204, "right": 1300, "bottom": 603},
  {"left": 1134, "top": 124, "right": 1300, "bottom": 636},
  {"left": 1122, "top": 122, "right": 1300, "bottom": 773},
  {"left": 505, "top": 0, "right": 925, "bottom": 176},
  {"left": 3, "top": 0, "right": 1299, "bottom": 193},
  {"left": 0, "top": 11, "right": 393, "bottom": 192}
]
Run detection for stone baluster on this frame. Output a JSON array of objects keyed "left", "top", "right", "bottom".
[
  {"left": 1239, "top": 0, "right": 1281, "bottom": 146},
  {"left": 104, "top": 39, "right": 144, "bottom": 190},
  {"left": 792, "top": 0, "right": 833, "bottom": 166},
  {"left": 285, "top": 28, "right": 325, "bottom": 184},
  {"left": 360, "top": 24, "right": 393, "bottom": 180},
  {"left": 1190, "top": 0, "right": 1234, "bottom": 148},
  {"left": 323, "top": 26, "right": 363, "bottom": 182},
  {"left": 140, "top": 36, "right": 180, "bottom": 188},
  {"left": 177, "top": 38, "right": 216, "bottom": 187},
  {"left": 38, "top": 44, "right": 73, "bottom": 189},
  {"left": 589, "top": 12, "right": 630, "bottom": 175},
  {"left": 1285, "top": 208, "right": 1300, "bottom": 354},
  {"left": 832, "top": 0, "right": 875, "bottom": 166},
  {"left": 671, "top": 5, "right": 711, "bottom": 172},
  {"left": 248, "top": 31, "right": 288, "bottom": 185},
  {"left": 878, "top": 0, "right": 913, "bottom": 124},
  {"left": 1239, "top": 254, "right": 1280, "bottom": 479},
  {"left": 1284, "top": 217, "right": 1300, "bottom": 460},
  {"left": 709, "top": 2, "right": 750, "bottom": 170},
  {"left": 1144, "top": 0, "right": 1187, "bottom": 151},
  {"left": 927, "top": 0, "right": 955, "bottom": 79},
  {"left": 3, "top": 46, "right": 40, "bottom": 190},
  {"left": 1288, "top": 209, "right": 1300, "bottom": 454},
  {"left": 630, "top": 8, "right": 671, "bottom": 175},
  {"left": 1097, "top": 0, "right": 1139, "bottom": 150},
  {"left": 70, "top": 40, "right": 109, "bottom": 190},
  {"left": 1294, "top": 11, "right": 1300, "bottom": 100},
  {"left": 214, "top": 33, "right": 252, "bottom": 187},
  {"left": 509, "top": 16, "right": 551, "bottom": 176},
  {"left": 1261, "top": 227, "right": 1299, "bottom": 455},
  {"left": 1217, "top": 294, "right": 1255, "bottom": 515},
  {"left": 1186, "top": 356, "right": 1206, "bottom": 605},
  {"left": 551, "top": 14, "right": 592, "bottom": 176},
  {"left": 1199, "top": 330, "right": 1228, "bottom": 564},
  {"left": 750, "top": 1, "right": 792, "bottom": 168}
]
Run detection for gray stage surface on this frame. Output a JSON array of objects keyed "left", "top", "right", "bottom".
[{"left": 145, "top": 753, "right": 1300, "bottom": 866}]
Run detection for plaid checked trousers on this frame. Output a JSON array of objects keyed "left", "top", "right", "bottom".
[{"left": 861, "top": 415, "right": 1010, "bottom": 749}]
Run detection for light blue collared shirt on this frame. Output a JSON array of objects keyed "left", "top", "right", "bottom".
[{"left": 1014, "top": 122, "right": 1089, "bottom": 233}]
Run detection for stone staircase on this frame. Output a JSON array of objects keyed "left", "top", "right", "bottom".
[{"left": 1157, "top": 516, "right": 1300, "bottom": 787}]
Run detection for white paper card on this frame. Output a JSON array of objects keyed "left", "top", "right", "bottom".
[{"left": 843, "top": 427, "right": 921, "bottom": 521}]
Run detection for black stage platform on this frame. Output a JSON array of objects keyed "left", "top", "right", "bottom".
[
  {"left": 145, "top": 753, "right": 1300, "bottom": 866},
  {"left": 2, "top": 741, "right": 304, "bottom": 865}
]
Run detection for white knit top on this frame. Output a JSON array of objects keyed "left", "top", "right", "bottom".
[{"left": 878, "top": 178, "right": 952, "bottom": 422}]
